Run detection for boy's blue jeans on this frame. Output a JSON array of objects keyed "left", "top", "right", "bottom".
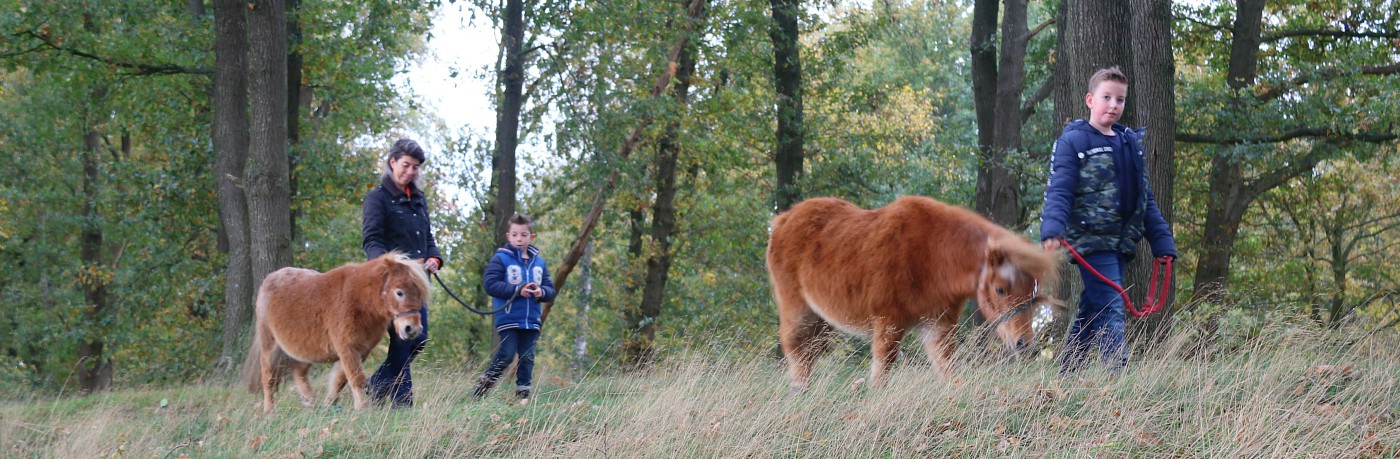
[
  {"left": 1061, "top": 252, "right": 1128, "bottom": 375},
  {"left": 368, "top": 304, "right": 428, "bottom": 407},
  {"left": 482, "top": 328, "right": 540, "bottom": 391}
]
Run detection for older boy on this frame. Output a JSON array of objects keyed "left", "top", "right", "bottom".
[{"left": 1040, "top": 67, "right": 1177, "bottom": 375}]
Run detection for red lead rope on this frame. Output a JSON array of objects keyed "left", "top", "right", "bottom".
[{"left": 1057, "top": 239, "right": 1173, "bottom": 318}]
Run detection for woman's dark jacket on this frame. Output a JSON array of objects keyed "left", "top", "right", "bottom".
[{"left": 362, "top": 175, "right": 443, "bottom": 264}]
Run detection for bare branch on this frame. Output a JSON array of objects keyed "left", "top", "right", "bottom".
[
  {"left": 20, "top": 30, "right": 210, "bottom": 76},
  {"left": 1176, "top": 127, "right": 1397, "bottom": 145},
  {"left": 1021, "top": 72, "right": 1055, "bottom": 125},
  {"left": 1256, "top": 62, "right": 1400, "bottom": 102},
  {"left": 1027, "top": 17, "right": 1054, "bottom": 41},
  {"left": 1264, "top": 29, "right": 1400, "bottom": 42}
]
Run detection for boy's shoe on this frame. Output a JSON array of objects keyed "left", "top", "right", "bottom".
[
  {"left": 472, "top": 376, "right": 495, "bottom": 398},
  {"left": 514, "top": 389, "right": 530, "bottom": 400}
]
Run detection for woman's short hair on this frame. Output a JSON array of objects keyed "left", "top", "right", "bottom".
[{"left": 388, "top": 138, "right": 426, "bottom": 165}]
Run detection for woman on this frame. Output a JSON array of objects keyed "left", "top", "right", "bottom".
[{"left": 361, "top": 138, "right": 443, "bottom": 407}]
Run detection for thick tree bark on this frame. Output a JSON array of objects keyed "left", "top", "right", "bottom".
[
  {"left": 970, "top": 0, "right": 998, "bottom": 163},
  {"left": 1064, "top": 0, "right": 1134, "bottom": 126},
  {"left": 770, "top": 0, "right": 804, "bottom": 212},
  {"left": 1045, "top": 0, "right": 1078, "bottom": 347},
  {"left": 1126, "top": 0, "right": 1177, "bottom": 340},
  {"left": 213, "top": 0, "right": 254, "bottom": 372},
  {"left": 77, "top": 126, "right": 113, "bottom": 393},
  {"left": 491, "top": 0, "right": 525, "bottom": 247},
  {"left": 245, "top": 0, "right": 293, "bottom": 292},
  {"left": 1053, "top": 0, "right": 1137, "bottom": 350}
]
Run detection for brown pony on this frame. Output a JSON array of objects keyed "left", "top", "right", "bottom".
[
  {"left": 241, "top": 252, "right": 429, "bottom": 413},
  {"left": 767, "top": 196, "right": 1058, "bottom": 392}
]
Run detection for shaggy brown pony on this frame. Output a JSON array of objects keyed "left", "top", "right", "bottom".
[
  {"left": 767, "top": 196, "right": 1058, "bottom": 392},
  {"left": 241, "top": 252, "right": 429, "bottom": 413}
]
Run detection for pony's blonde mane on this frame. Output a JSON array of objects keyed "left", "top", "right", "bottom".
[
  {"left": 382, "top": 251, "right": 431, "bottom": 304},
  {"left": 988, "top": 233, "right": 1060, "bottom": 287}
]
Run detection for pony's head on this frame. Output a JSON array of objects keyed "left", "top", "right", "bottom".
[
  {"left": 977, "top": 235, "right": 1059, "bottom": 359},
  {"left": 378, "top": 252, "right": 430, "bottom": 340}
]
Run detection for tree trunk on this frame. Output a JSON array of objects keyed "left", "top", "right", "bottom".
[
  {"left": 77, "top": 126, "right": 113, "bottom": 393},
  {"left": 980, "top": 0, "right": 1028, "bottom": 228},
  {"left": 1053, "top": 0, "right": 1134, "bottom": 352},
  {"left": 213, "top": 0, "right": 254, "bottom": 373},
  {"left": 770, "top": 0, "right": 804, "bottom": 212},
  {"left": 491, "top": 0, "right": 525, "bottom": 247},
  {"left": 245, "top": 0, "right": 292, "bottom": 290},
  {"left": 571, "top": 240, "right": 593, "bottom": 378},
  {"left": 286, "top": 0, "right": 303, "bottom": 245},
  {"left": 1064, "top": 0, "right": 1134, "bottom": 126},
  {"left": 970, "top": 0, "right": 998, "bottom": 165},
  {"left": 624, "top": 42, "right": 696, "bottom": 367},
  {"left": 1126, "top": 0, "right": 1177, "bottom": 342},
  {"left": 1046, "top": 0, "right": 1076, "bottom": 347},
  {"left": 1190, "top": 0, "right": 1265, "bottom": 306}
]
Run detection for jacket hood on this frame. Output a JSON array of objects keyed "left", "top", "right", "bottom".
[
  {"left": 1064, "top": 119, "right": 1144, "bottom": 139},
  {"left": 499, "top": 243, "right": 542, "bottom": 259}
]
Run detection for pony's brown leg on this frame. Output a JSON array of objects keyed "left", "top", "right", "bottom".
[
  {"left": 323, "top": 361, "right": 347, "bottom": 407},
  {"left": 290, "top": 362, "right": 315, "bottom": 408},
  {"left": 259, "top": 339, "right": 280, "bottom": 414},
  {"left": 869, "top": 322, "right": 907, "bottom": 388},
  {"left": 779, "top": 310, "right": 833, "bottom": 394},
  {"left": 260, "top": 349, "right": 281, "bottom": 414},
  {"left": 920, "top": 319, "right": 958, "bottom": 376},
  {"left": 335, "top": 349, "right": 370, "bottom": 410}
]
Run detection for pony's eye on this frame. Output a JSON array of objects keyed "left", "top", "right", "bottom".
[
  {"left": 995, "top": 287, "right": 1006, "bottom": 296},
  {"left": 396, "top": 290, "right": 405, "bottom": 298}
]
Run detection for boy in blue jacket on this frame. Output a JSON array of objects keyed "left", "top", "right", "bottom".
[
  {"left": 474, "top": 214, "right": 556, "bottom": 399},
  {"left": 1040, "top": 67, "right": 1177, "bottom": 375}
]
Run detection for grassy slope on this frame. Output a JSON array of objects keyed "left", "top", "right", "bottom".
[{"left": 2, "top": 328, "right": 1397, "bottom": 458}]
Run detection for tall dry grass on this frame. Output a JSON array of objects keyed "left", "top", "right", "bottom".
[{"left": 2, "top": 324, "right": 1396, "bottom": 457}]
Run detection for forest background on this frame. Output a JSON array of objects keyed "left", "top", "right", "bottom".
[{"left": 0, "top": 0, "right": 1396, "bottom": 397}]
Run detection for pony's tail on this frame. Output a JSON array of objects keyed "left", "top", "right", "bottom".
[
  {"left": 240, "top": 329, "right": 291, "bottom": 393},
  {"left": 240, "top": 334, "right": 262, "bottom": 393}
]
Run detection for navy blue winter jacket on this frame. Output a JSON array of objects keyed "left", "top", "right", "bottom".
[
  {"left": 1040, "top": 120, "right": 1177, "bottom": 260},
  {"left": 483, "top": 244, "right": 557, "bottom": 332},
  {"left": 362, "top": 175, "right": 444, "bottom": 264}
]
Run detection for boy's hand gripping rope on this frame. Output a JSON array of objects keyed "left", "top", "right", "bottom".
[{"left": 1056, "top": 239, "right": 1173, "bottom": 318}]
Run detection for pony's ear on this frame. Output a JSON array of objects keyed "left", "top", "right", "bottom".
[{"left": 985, "top": 237, "right": 1007, "bottom": 268}]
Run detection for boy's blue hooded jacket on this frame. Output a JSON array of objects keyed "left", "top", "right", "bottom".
[
  {"left": 483, "top": 244, "right": 556, "bottom": 332},
  {"left": 1041, "top": 120, "right": 1177, "bottom": 260}
]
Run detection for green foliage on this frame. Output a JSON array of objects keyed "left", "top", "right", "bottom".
[
  {"left": 1, "top": 0, "right": 1395, "bottom": 396},
  {"left": 0, "top": 0, "right": 439, "bottom": 393}
]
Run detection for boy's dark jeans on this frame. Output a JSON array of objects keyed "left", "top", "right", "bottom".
[
  {"left": 369, "top": 304, "right": 428, "bottom": 407},
  {"left": 1060, "top": 252, "right": 1128, "bottom": 375},
  {"left": 482, "top": 328, "right": 540, "bottom": 391}
]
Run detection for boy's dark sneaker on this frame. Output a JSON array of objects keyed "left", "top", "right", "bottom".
[
  {"left": 514, "top": 389, "right": 530, "bottom": 400},
  {"left": 473, "top": 376, "right": 495, "bottom": 398}
]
